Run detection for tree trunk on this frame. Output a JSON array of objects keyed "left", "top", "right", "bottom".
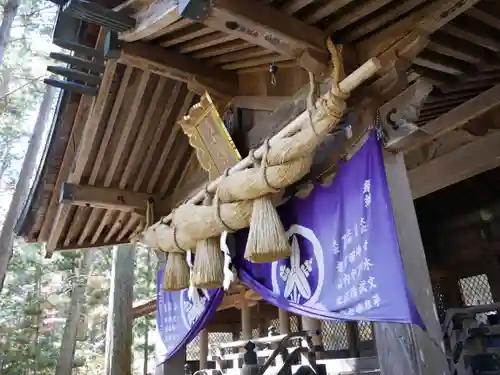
[
  {"left": 143, "top": 250, "right": 152, "bottom": 375},
  {"left": 31, "top": 261, "right": 42, "bottom": 375},
  {"left": 0, "top": 82, "right": 56, "bottom": 291},
  {"left": 55, "top": 250, "right": 93, "bottom": 375},
  {"left": 105, "top": 244, "right": 135, "bottom": 375},
  {"left": 0, "top": 0, "right": 21, "bottom": 67}
]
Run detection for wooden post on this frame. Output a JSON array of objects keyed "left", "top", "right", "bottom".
[
  {"left": 485, "top": 257, "right": 500, "bottom": 303},
  {"left": 279, "top": 309, "right": 290, "bottom": 334},
  {"left": 199, "top": 328, "right": 209, "bottom": 370},
  {"left": 346, "top": 322, "right": 360, "bottom": 358},
  {"left": 156, "top": 347, "right": 186, "bottom": 375},
  {"left": 372, "top": 151, "right": 449, "bottom": 375},
  {"left": 301, "top": 317, "right": 322, "bottom": 350},
  {"left": 241, "top": 298, "right": 252, "bottom": 340},
  {"left": 104, "top": 244, "right": 136, "bottom": 375}
]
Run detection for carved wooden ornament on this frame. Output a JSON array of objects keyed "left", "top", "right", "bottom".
[{"left": 179, "top": 92, "right": 241, "bottom": 181}]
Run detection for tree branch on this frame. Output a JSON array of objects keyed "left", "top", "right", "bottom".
[{"left": 0, "top": 74, "right": 42, "bottom": 100}]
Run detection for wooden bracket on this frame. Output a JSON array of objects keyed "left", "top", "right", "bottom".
[{"left": 379, "top": 79, "right": 434, "bottom": 147}]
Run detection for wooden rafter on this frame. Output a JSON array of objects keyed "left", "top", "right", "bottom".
[
  {"left": 98, "top": 88, "right": 196, "bottom": 246},
  {"left": 66, "top": 68, "right": 153, "bottom": 248},
  {"left": 46, "top": 61, "right": 119, "bottom": 256},
  {"left": 106, "top": 36, "right": 239, "bottom": 97},
  {"left": 357, "top": 0, "right": 481, "bottom": 61},
  {"left": 179, "top": 0, "right": 329, "bottom": 75},
  {"left": 84, "top": 71, "right": 159, "bottom": 246},
  {"left": 71, "top": 66, "right": 140, "bottom": 247},
  {"left": 38, "top": 98, "right": 93, "bottom": 242},
  {"left": 393, "top": 83, "right": 500, "bottom": 151}
]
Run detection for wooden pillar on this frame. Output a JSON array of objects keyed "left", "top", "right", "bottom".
[
  {"left": 156, "top": 347, "right": 186, "bottom": 375},
  {"left": 442, "top": 274, "right": 463, "bottom": 309},
  {"left": 279, "top": 309, "right": 290, "bottom": 334},
  {"left": 199, "top": 328, "right": 209, "bottom": 370},
  {"left": 259, "top": 318, "right": 269, "bottom": 337},
  {"left": 241, "top": 298, "right": 252, "bottom": 340},
  {"left": 301, "top": 316, "right": 323, "bottom": 350},
  {"left": 346, "top": 322, "right": 360, "bottom": 358},
  {"left": 373, "top": 151, "right": 449, "bottom": 375},
  {"left": 486, "top": 256, "right": 500, "bottom": 302},
  {"left": 104, "top": 244, "right": 135, "bottom": 375}
]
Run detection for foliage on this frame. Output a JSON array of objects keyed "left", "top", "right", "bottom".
[
  {"left": 0, "top": 1, "right": 159, "bottom": 373},
  {"left": 0, "top": 0, "right": 57, "bottom": 192},
  {"left": 0, "top": 243, "right": 65, "bottom": 374}
]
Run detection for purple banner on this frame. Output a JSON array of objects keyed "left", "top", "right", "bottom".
[
  {"left": 234, "top": 132, "right": 421, "bottom": 325},
  {"left": 155, "top": 267, "right": 224, "bottom": 364}
]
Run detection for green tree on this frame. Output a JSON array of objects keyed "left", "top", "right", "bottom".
[{"left": 0, "top": 243, "right": 65, "bottom": 374}]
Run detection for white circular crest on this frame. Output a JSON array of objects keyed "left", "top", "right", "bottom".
[
  {"left": 271, "top": 224, "right": 324, "bottom": 306},
  {"left": 180, "top": 288, "right": 209, "bottom": 330}
]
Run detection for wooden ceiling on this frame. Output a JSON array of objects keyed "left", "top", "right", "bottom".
[{"left": 118, "top": 0, "right": 500, "bottom": 125}]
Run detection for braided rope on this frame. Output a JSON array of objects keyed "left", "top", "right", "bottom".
[{"left": 140, "top": 39, "right": 355, "bottom": 255}]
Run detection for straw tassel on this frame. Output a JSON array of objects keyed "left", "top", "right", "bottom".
[
  {"left": 245, "top": 140, "right": 291, "bottom": 263},
  {"left": 162, "top": 224, "right": 190, "bottom": 291},
  {"left": 191, "top": 191, "right": 224, "bottom": 289},
  {"left": 162, "top": 252, "right": 190, "bottom": 291},
  {"left": 192, "top": 236, "right": 224, "bottom": 289}
]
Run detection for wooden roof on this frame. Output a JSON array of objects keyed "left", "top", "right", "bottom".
[
  {"left": 20, "top": 65, "right": 198, "bottom": 253},
  {"left": 15, "top": 0, "right": 500, "bottom": 255}
]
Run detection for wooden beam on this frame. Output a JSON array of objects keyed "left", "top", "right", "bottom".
[
  {"left": 53, "top": 239, "right": 130, "bottom": 253},
  {"left": 179, "top": 0, "right": 329, "bottom": 75},
  {"left": 132, "top": 288, "right": 262, "bottom": 319},
  {"left": 408, "top": 130, "right": 500, "bottom": 199},
  {"left": 232, "top": 96, "right": 290, "bottom": 111},
  {"left": 393, "top": 83, "right": 500, "bottom": 151},
  {"left": 106, "top": 37, "right": 239, "bottom": 97},
  {"left": 60, "top": 183, "right": 171, "bottom": 216}
]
